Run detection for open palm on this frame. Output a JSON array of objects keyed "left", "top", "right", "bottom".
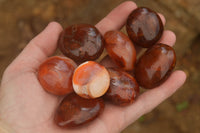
[{"left": 0, "top": 1, "right": 186, "bottom": 133}]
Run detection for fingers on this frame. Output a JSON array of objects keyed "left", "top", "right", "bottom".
[
  {"left": 96, "top": 1, "right": 137, "bottom": 35},
  {"left": 156, "top": 14, "right": 176, "bottom": 47},
  {"left": 6, "top": 22, "right": 63, "bottom": 73},
  {"left": 158, "top": 13, "right": 166, "bottom": 25},
  {"left": 28, "top": 22, "right": 63, "bottom": 59},
  {"left": 158, "top": 30, "right": 176, "bottom": 46},
  {"left": 122, "top": 70, "right": 186, "bottom": 129}
]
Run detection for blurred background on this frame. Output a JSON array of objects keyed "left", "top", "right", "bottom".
[{"left": 0, "top": 0, "right": 199, "bottom": 133}]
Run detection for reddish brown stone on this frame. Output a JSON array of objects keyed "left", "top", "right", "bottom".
[
  {"left": 54, "top": 93, "right": 104, "bottom": 128},
  {"left": 58, "top": 24, "right": 105, "bottom": 63},
  {"left": 38, "top": 56, "right": 77, "bottom": 95},
  {"left": 126, "top": 7, "right": 164, "bottom": 48},
  {"left": 104, "top": 68, "right": 139, "bottom": 106},
  {"left": 104, "top": 31, "right": 136, "bottom": 71},
  {"left": 135, "top": 43, "right": 176, "bottom": 89}
]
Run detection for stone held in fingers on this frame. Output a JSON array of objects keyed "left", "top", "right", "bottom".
[
  {"left": 126, "top": 7, "right": 164, "bottom": 48},
  {"left": 104, "top": 68, "right": 140, "bottom": 106},
  {"left": 55, "top": 93, "right": 104, "bottom": 128},
  {"left": 58, "top": 24, "right": 105, "bottom": 63},
  {"left": 73, "top": 61, "right": 110, "bottom": 99},
  {"left": 38, "top": 56, "right": 77, "bottom": 95},
  {"left": 104, "top": 31, "right": 136, "bottom": 71},
  {"left": 135, "top": 43, "right": 176, "bottom": 89}
]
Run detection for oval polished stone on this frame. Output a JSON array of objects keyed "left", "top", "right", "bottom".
[
  {"left": 58, "top": 24, "right": 105, "bottom": 63},
  {"left": 104, "top": 68, "right": 139, "bottom": 106},
  {"left": 38, "top": 56, "right": 77, "bottom": 95},
  {"left": 55, "top": 93, "right": 104, "bottom": 128},
  {"left": 135, "top": 43, "right": 176, "bottom": 89},
  {"left": 104, "top": 31, "right": 136, "bottom": 71},
  {"left": 126, "top": 7, "right": 164, "bottom": 48}
]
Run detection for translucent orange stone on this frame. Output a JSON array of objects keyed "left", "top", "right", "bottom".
[
  {"left": 73, "top": 61, "right": 110, "bottom": 99},
  {"left": 38, "top": 56, "right": 77, "bottom": 95},
  {"left": 104, "top": 31, "right": 136, "bottom": 71}
]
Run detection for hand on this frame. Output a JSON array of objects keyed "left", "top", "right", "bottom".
[{"left": 0, "top": 1, "right": 186, "bottom": 133}]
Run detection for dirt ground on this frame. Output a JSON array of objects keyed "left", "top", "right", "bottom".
[{"left": 0, "top": 0, "right": 199, "bottom": 133}]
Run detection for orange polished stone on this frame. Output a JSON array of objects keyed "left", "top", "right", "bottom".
[
  {"left": 104, "top": 31, "right": 136, "bottom": 71},
  {"left": 55, "top": 93, "right": 104, "bottom": 128},
  {"left": 104, "top": 68, "right": 139, "bottom": 106},
  {"left": 38, "top": 56, "right": 77, "bottom": 95},
  {"left": 135, "top": 43, "right": 176, "bottom": 89},
  {"left": 73, "top": 61, "right": 110, "bottom": 99}
]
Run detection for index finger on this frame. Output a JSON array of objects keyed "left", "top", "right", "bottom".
[{"left": 95, "top": 1, "right": 137, "bottom": 35}]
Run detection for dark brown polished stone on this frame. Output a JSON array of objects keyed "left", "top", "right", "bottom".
[
  {"left": 55, "top": 93, "right": 104, "bottom": 128},
  {"left": 59, "top": 24, "right": 105, "bottom": 63},
  {"left": 135, "top": 43, "right": 176, "bottom": 89},
  {"left": 104, "top": 68, "right": 139, "bottom": 106},
  {"left": 126, "top": 7, "right": 164, "bottom": 48}
]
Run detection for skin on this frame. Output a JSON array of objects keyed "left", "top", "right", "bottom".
[{"left": 0, "top": 1, "right": 186, "bottom": 133}]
